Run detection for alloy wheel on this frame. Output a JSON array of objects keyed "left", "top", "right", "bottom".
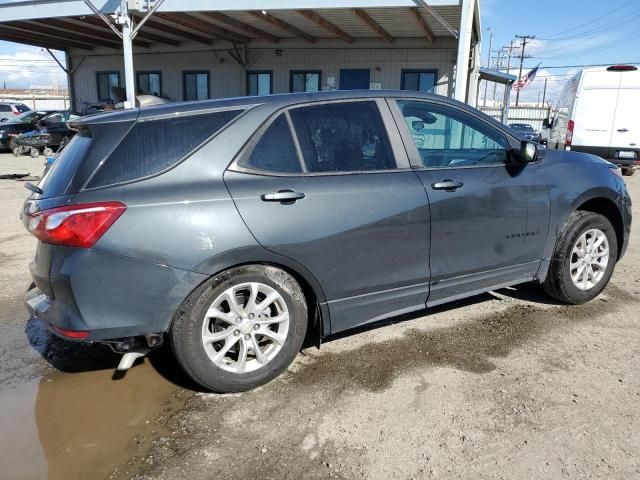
[
  {"left": 201, "top": 282, "right": 290, "bottom": 373},
  {"left": 570, "top": 228, "right": 610, "bottom": 290}
]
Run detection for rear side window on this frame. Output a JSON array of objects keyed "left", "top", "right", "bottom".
[
  {"left": 38, "top": 130, "right": 93, "bottom": 197},
  {"left": 0, "top": 105, "right": 10, "bottom": 112},
  {"left": 87, "top": 109, "right": 242, "bottom": 188},
  {"left": 238, "top": 114, "right": 302, "bottom": 173},
  {"left": 289, "top": 101, "right": 396, "bottom": 172}
]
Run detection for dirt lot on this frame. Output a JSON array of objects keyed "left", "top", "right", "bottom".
[{"left": 0, "top": 152, "right": 638, "bottom": 480}]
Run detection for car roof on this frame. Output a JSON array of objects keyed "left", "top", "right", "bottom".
[{"left": 71, "top": 90, "right": 467, "bottom": 126}]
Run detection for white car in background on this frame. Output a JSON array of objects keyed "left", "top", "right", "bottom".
[{"left": 546, "top": 65, "right": 640, "bottom": 176}]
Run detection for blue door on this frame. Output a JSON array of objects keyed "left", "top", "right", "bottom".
[{"left": 340, "top": 69, "right": 370, "bottom": 90}]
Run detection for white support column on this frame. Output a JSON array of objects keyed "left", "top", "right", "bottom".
[
  {"left": 119, "top": 0, "right": 136, "bottom": 108},
  {"left": 453, "top": 0, "right": 475, "bottom": 102}
]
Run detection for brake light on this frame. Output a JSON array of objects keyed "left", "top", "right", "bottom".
[
  {"left": 607, "top": 65, "right": 638, "bottom": 72},
  {"left": 13, "top": 111, "right": 20, "bottom": 115},
  {"left": 565, "top": 120, "right": 575, "bottom": 146},
  {"left": 27, "top": 201, "right": 126, "bottom": 248}
]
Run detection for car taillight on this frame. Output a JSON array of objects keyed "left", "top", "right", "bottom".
[
  {"left": 27, "top": 201, "right": 126, "bottom": 248},
  {"left": 13, "top": 111, "right": 20, "bottom": 115},
  {"left": 565, "top": 120, "right": 574, "bottom": 147}
]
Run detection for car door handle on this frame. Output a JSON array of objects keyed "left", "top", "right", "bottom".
[
  {"left": 617, "top": 128, "right": 629, "bottom": 133},
  {"left": 261, "top": 189, "right": 306, "bottom": 202},
  {"left": 431, "top": 179, "right": 464, "bottom": 192}
]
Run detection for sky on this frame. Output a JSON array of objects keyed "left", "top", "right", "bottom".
[
  {"left": 1, "top": 0, "right": 639, "bottom": 101},
  {"left": 480, "top": 0, "right": 640, "bottom": 104}
]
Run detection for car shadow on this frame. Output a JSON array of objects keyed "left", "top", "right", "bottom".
[{"left": 24, "top": 281, "right": 559, "bottom": 390}]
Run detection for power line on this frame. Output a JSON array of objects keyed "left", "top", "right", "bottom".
[{"left": 539, "top": 0, "right": 636, "bottom": 39}]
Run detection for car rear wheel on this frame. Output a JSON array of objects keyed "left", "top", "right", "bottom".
[
  {"left": 543, "top": 211, "right": 617, "bottom": 304},
  {"left": 170, "top": 265, "right": 308, "bottom": 392},
  {"left": 621, "top": 167, "right": 635, "bottom": 177}
]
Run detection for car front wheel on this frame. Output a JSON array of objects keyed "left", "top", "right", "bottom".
[
  {"left": 543, "top": 211, "right": 618, "bottom": 304},
  {"left": 170, "top": 265, "right": 308, "bottom": 392}
]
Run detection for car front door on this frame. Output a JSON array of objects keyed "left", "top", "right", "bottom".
[
  {"left": 390, "top": 98, "right": 550, "bottom": 306},
  {"left": 224, "top": 99, "right": 430, "bottom": 333}
]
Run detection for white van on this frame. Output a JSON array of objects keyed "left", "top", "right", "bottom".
[{"left": 547, "top": 65, "right": 640, "bottom": 176}]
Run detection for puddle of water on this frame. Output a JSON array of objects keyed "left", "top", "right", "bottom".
[{"left": 0, "top": 359, "right": 180, "bottom": 480}]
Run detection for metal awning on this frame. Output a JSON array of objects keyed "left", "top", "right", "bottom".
[
  {"left": 479, "top": 67, "right": 516, "bottom": 85},
  {"left": 0, "top": 1, "right": 465, "bottom": 49}
]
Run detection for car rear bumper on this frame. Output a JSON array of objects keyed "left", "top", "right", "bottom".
[
  {"left": 25, "top": 245, "right": 209, "bottom": 342},
  {"left": 571, "top": 145, "right": 640, "bottom": 167}
]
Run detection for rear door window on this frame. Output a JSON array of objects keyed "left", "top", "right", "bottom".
[
  {"left": 237, "top": 114, "right": 302, "bottom": 173},
  {"left": 86, "top": 109, "right": 243, "bottom": 188},
  {"left": 289, "top": 101, "right": 396, "bottom": 172}
]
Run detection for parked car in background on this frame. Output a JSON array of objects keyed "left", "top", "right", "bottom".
[
  {"left": 12, "top": 110, "right": 81, "bottom": 157},
  {"left": 509, "top": 123, "right": 541, "bottom": 143},
  {"left": 22, "top": 91, "right": 631, "bottom": 393},
  {"left": 0, "top": 110, "right": 55, "bottom": 151},
  {"left": 547, "top": 64, "right": 640, "bottom": 176},
  {"left": 0, "top": 102, "right": 31, "bottom": 122}
]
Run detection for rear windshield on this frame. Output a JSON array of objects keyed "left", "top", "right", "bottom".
[
  {"left": 86, "top": 109, "right": 243, "bottom": 189},
  {"left": 37, "top": 130, "right": 93, "bottom": 197},
  {"left": 16, "top": 104, "right": 30, "bottom": 113}
]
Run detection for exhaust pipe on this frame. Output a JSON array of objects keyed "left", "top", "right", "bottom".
[{"left": 104, "top": 334, "right": 164, "bottom": 372}]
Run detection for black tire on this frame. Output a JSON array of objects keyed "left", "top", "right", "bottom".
[
  {"left": 621, "top": 167, "right": 635, "bottom": 177},
  {"left": 543, "top": 211, "right": 618, "bottom": 304},
  {"left": 170, "top": 265, "right": 308, "bottom": 392}
]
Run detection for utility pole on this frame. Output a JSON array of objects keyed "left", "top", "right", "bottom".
[
  {"left": 541, "top": 77, "right": 548, "bottom": 106},
  {"left": 482, "top": 27, "right": 493, "bottom": 107},
  {"left": 514, "top": 34, "right": 535, "bottom": 106},
  {"left": 492, "top": 48, "right": 504, "bottom": 103}
]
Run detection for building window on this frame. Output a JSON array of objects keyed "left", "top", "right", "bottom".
[
  {"left": 290, "top": 71, "right": 321, "bottom": 93},
  {"left": 401, "top": 70, "right": 437, "bottom": 93},
  {"left": 247, "top": 71, "right": 273, "bottom": 96},
  {"left": 183, "top": 71, "right": 210, "bottom": 101},
  {"left": 96, "top": 71, "right": 120, "bottom": 102},
  {"left": 137, "top": 71, "right": 162, "bottom": 96}
]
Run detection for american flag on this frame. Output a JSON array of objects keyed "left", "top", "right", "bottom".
[{"left": 512, "top": 64, "right": 540, "bottom": 91}]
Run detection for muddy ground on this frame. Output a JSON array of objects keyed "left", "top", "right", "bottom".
[{"left": 0, "top": 152, "right": 638, "bottom": 479}]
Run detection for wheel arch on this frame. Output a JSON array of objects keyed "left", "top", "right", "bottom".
[
  {"left": 575, "top": 196, "right": 624, "bottom": 259},
  {"left": 178, "top": 249, "right": 331, "bottom": 345}
]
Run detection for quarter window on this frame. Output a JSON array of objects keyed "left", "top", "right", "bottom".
[
  {"left": 289, "top": 101, "right": 396, "bottom": 172},
  {"left": 397, "top": 100, "right": 509, "bottom": 168},
  {"left": 247, "top": 71, "right": 273, "bottom": 96},
  {"left": 183, "top": 71, "right": 209, "bottom": 101},
  {"left": 290, "top": 71, "right": 321, "bottom": 93},
  {"left": 401, "top": 70, "right": 436, "bottom": 93},
  {"left": 238, "top": 114, "right": 302, "bottom": 173},
  {"left": 97, "top": 72, "right": 120, "bottom": 102},
  {"left": 87, "top": 109, "right": 243, "bottom": 188},
  {"left": 137, "top": 71, "right": 162, "bottom": 96}
]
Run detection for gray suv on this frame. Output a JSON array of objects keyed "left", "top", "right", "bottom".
[{"left": 23, "top": 91, "right": 631, "bottom": 392}]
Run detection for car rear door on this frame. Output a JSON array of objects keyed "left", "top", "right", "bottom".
[
  {"left": 224, "top": 99, "right": 430, "bottom": 333},
  {"left": 610, "top": 71, "right": 640, "bottom": 159},
  {"left": 389, "top": 98, "right": 550, "bottom": 306}
]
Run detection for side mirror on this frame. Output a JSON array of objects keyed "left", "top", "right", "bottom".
[{"left": 513, "top": 141, "right": 539, "bottom": 164}]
